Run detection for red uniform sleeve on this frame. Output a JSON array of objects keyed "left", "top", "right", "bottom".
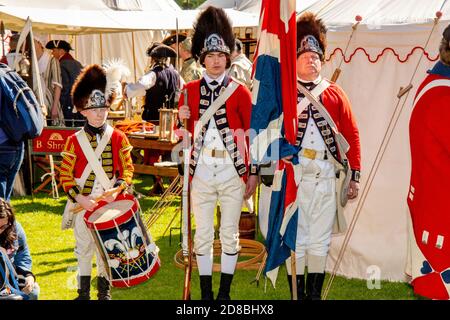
[
  {"left": 60, "top": 135, "right": 81, "bottom": 201},
  {"left": 114, "top": 130, "right": 134, "bottom": 186},
  {"left": 336, "top": 85, "right": 361, "bottom": 171}
]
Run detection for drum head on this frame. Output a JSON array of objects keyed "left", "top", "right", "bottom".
[{"left": 88, "top": 200, "right": 135, "bottom": 224}]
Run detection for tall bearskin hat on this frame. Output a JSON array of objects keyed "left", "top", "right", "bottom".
[
  {"left": 71, "top": 62, "right": 129, "bottom": 112},
  {"left": 296, "top": 12, "right": 327, "bottom": 62},
  {"left": 191, "top": 6, "right": 235, "bottom": 68},
  {"left": 440, "top": 24, "right": 450, "bottom": 66}
]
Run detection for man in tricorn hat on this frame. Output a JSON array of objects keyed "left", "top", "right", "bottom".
[
  {"left": 407, "top": 24, "right": 450, "bottom": 300},
  {"left": 125, "top": 43, "right": 181, "bottom": 195},
  {"left": 46, "top": 39, "right": 84, "bottom": 127},
  {"left": 163, "top": 33, "right": 203, "bottom": 83},
  {"left": 60, "top": 64, "right": 134, "bottom": 300},
  {"left": 178, "top": 6, "right": 259, "bottom": 300},
  {"left": 280, "top": 12, "right": 361, "bottom": 300}
]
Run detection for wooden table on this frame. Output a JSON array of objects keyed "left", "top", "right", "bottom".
[{"left": 128, "top": 134, "right": 179, "bottom": 177}]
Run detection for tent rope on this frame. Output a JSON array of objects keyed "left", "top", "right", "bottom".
[{"left": 322, "top": 8, "right": 444, "bottom": 300}]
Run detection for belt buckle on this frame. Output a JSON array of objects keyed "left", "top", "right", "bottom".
[
  {"left": 303, "top": 148, "right": 316, "bottom": 160},
  {"left": 211, "top": 149, "right": 216, "bottom": 157}
]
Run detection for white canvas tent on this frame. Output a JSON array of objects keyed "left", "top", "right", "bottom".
[
  {"left": 0, "top": 0, "right": 258, "bottom": 81},
  {"left": 198, "top": 0, "right": 321, "bottom": 14},
  {"left": 299, "top": 0, "right": 450, "bottom": 282}
]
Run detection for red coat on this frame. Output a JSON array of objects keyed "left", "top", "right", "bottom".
[
  {"left": 178, "top": 78, "right": 253, "bottom": 182},
  {"left": 408, "top": 71, "right": 450, "bottom": 299},
  {"left": 60, "top": 128, "right": 134, "bottom": 195},
  {"left": 321, "top": 82, "right": 361, "bottom": 171}
]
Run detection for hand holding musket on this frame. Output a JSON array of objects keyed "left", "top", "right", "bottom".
[
  {"left": 181, "top": 88, "right": 193, "bottom": 300},
  {"left": 70, "top": 185, "right": 125, "bottom": 214}
]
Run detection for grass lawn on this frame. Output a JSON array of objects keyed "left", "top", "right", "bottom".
[{"left": 10, "top": 175, "right": 418, "bottom": 300}]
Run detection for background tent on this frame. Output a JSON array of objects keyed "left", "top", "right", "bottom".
[
  {"left": 0, "top": 0, "right": 258, "bottom": 81},
  {"left": 301, "top": 0, "right": 450, "bottom": 282},
  {"left": 198, "top": 0, "right": 321, "bottom": 14}
]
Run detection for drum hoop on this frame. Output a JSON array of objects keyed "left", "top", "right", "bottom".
[{"left": 84, "top": 194, "right": 138, "bottom": 230}]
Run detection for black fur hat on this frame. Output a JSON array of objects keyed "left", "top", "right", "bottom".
[
  {"left": 71, "top": 64, "right": 111, "bottom": 112},
  {"left": 191, "top": 6, "right": 235, "bottom": 67},
  {"left": 296, "top": 12, "right": 327, "bottom": 61},
  {"left": 440, "top": 24, "right": 450, "bottom": 66}
]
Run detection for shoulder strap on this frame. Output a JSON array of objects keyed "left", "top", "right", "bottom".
[
  {"left": 297, "top": 79, "right": 330, "bottom": 116},
  {"left": 297, "top": 82, "right": 350, "bottom": 157},
  {"left": 75, "top": 125, "right": 114, "bottom": 190},
  {"left": 193, "top": 80, "right": 239, "bottom": 142}
]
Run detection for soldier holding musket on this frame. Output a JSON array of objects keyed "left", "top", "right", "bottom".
[{"left": 178, "top": 6, "right": 258, "bottom": 300}]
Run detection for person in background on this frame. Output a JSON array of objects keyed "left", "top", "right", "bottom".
[
  {"left": 163, "top": 33, "right": 203, "bottom": 83},
  {"left": 34, "top": 35, "right": 63, "bottom": 126},
  {"left": 228, "top": 38, "right": 253, "bottom": 90},
  {"left": 124, "top": 43, "right": 181, "bottom": 195},
  {"left": 46, "top": 39, "right": 84, "bottom": 127},
  {"left": 6, "top": 33, "right": 21, "bottom": 69},
  {"left": 0, "top": 197, "right": 39, "bottom": 300}
]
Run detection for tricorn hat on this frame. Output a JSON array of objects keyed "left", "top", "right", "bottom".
[
  {"left": 146, "top": 42, "right": 162, "bottom": 57},
  {"left": 71, "top": 64, "right": 113, "bottom": 112},
  {"left": 162, "top": 33, "right": 187, "bottom": 47},
  {"left": 440, "top": 24, "right": 450, "bottom": 66},
  {"left": 296, "top": 12, "right": 327, "bottom": 61},
  {"left": 45, "top": 39, "right": 73, "bottom": 51},
  {"left": 191, "top": 6, "right": 235, "bottom": 67},
  {"left": 148, "top": 43, "right": 177, "bottom": 59}
]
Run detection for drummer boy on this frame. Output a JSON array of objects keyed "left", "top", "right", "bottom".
[{"left": 60, "top": 64, "right": 134, "bottom": 300}]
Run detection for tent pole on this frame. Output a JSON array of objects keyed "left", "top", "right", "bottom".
[
  {"left": 99, "top": 33, "right": 103, "bottom": 62},
  {"left": 131, "top": 31, "right": 137, "bottom": 83},
  {"left": 176, "top": 18, "right": 180, "bottom": 72}
]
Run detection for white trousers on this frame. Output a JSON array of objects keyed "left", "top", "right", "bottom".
[
  {"left": 294, "top": 156, "right": 337, "bottom": 258},
  {"left": 191, "top": 174, "right": 245, "bottom": 257},
  {"left": 74, "top": 208, "right": 107, "bottom": 278}
]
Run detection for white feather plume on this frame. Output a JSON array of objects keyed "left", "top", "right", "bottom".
[{"left": 103, "top": 58, "right": 131, "bottom": 104}]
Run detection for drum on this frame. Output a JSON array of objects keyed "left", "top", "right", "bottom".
[{"left": 84, "top": 194, "right": 160, "bottom": 288}]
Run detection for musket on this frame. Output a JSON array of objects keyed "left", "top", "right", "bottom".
[{"left": 181, "top": 88, "right": 192, "bottom": 300}]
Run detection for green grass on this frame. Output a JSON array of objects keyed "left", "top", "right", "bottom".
[{"left": 10, "top": 175, "right": 418, "bottom": 300}]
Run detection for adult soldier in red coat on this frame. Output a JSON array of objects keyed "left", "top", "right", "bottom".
[
  {"left": 60, "top": 64, "right": 134, "bottom": 300},
  {"left": 178, "top": 6, "right": 258, "bottom": 300},
  {"left": 281, "top": 12, "right": 361, "bottom": 300},
  {"left": 407, "top": 24, "right": 450, "bottom": 300}
]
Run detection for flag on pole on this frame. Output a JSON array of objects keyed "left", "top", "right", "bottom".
[{"left": 249, "top": 0, "right": 299, "bottom": 286}]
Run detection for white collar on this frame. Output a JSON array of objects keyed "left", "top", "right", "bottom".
[
  {"left": 203, "top": 71, "right": 226, "bottom": 86},
  {"left": 298, "top": 75, "right": 322, "bottom": 85}
]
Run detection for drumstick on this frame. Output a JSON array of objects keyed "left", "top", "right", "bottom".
[{"left": 70, "top": 185, "right": 125, "bottom": 214}]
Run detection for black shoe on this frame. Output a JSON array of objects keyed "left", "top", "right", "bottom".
[
  {"left": 216, "top": 273, "right": 234, "bottom": 300},
  {"left": 200, "top": 275, "right": 214, "bottom": 300},
  {"left": 306, "top": 273, "right": 325, "bottom": 300},
  {"left": 287, "top": 274, "right": 306, "bottom": 300},
  {"left": 74, "top": 276, "right": 91, "bottom": 300},
  {"left": 97, "top": 277, "right": 111, "bottom": 300}
]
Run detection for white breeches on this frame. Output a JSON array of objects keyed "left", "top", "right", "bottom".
[
  {"left": 74, "top": 209, "right": 107, "bottom": 278},
  {"left": 191, "top": 174, "right": 245, "bottom": 256},
  {"left": 294, "top": 156, "right": 337, "bottom": 258}
]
